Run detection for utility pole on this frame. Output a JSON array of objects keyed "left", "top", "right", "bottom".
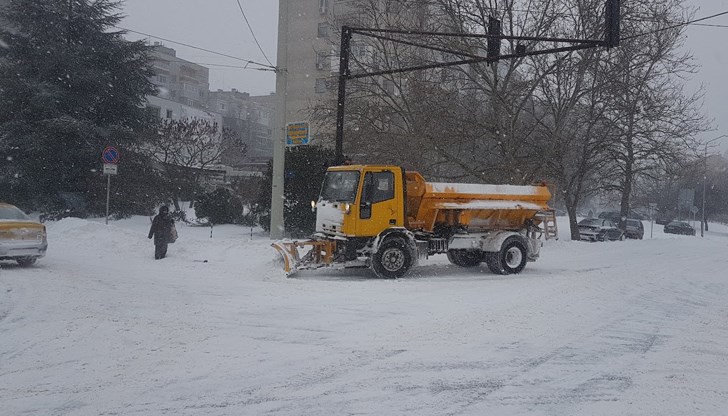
[
  {"left": 701, "top": 135, "right": 725, "bottom": 237},
  {"left": 334, "top": 26, "right": 352, "bottom": 165},
  {"left": 270, "top": 0, "right": 289, "bottom": 239}
]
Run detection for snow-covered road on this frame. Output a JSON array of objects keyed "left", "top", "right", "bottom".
[{"left": 1, "top": 217, "right": 727, "bottom": 415}]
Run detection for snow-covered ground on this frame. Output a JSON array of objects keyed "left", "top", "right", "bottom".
[{"left": 1, "top": 217, "right": 727, "bottom": 415}]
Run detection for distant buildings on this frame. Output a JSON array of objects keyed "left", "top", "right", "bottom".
[
  {"left": 145, "top": 44, "right": 274, "bottom": 167},
  {"left": 143, "top": 44, "right": 274, "bottom": 192},
  {"left": 149, "top": 44, "right": 210, "bottom": 109},
  {"left": 208, "top": 89, "right": 273, "bottom": 163}
]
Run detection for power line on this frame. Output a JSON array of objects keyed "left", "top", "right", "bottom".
[
  {"left": 197, "top": 63, "right": 273, "bottom": 70},
  {"left": 692, "top": 23, "right": 728, "bottom": 28},
  {"left": 114, "top": 25, "right": 276, "bottom": 71},
  {"left": 234, "top": 0, "right": 274, "bottom": 67},
  {"left": 622, "top": 10, "right": 728, "bottom": 41}
]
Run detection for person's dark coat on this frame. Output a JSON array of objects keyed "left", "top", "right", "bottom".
[{"left": 148, "top": 209, "right": 174, "bottom": 245}]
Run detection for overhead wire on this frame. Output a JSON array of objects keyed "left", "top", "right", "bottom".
[
  {"left": 621, "top": 10, "right": 728, "bottom": 41},
  {"left": 114, "top": 25, "right": 277, "bottom": 71},
  {"left": 234, "top": 0, "right": 274, "bottom": 67}
]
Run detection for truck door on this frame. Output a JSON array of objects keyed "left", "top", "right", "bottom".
[{"left": 357, "top": 169, "right": 402, "bottom": 237}]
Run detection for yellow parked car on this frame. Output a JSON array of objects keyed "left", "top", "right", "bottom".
[{"left": 0, "top": 203, "right": 48, "bottom": 266}]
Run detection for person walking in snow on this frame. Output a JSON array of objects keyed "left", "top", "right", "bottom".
[{"left": 148, "top": 206, "right": 175, "bottom": 259}]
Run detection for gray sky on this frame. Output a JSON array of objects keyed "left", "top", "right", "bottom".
[
  {"left": 121, "top": 0, "right": 278, "bottom": 96},
  {"left": 120, "top": 0, "right": 728, "bottom": 150}
]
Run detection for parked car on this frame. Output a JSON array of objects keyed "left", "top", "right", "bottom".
[
  {"left": 663, "top": 221, "right": 696, "bottom": 236},
  {"left": 0, "top": 203, "right": 48, "bottom": 266},
  {"left": 578, "top": 218, "right": 625, "bottom": 242},
  {"left": 623, "top": 219, "right": 644, "bottom": 240}
]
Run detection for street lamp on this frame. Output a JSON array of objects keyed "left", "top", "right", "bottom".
[{"left": 701, "top": 135, "right": 726, "bottom": 237}]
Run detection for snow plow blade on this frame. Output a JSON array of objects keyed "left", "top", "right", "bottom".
[{"left": 271, "top": 239, "right": 337, "bottom": 277}]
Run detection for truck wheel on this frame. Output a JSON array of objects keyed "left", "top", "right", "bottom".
[
  {"left": 488, "top": 238, "right": 528, "bottom": 275},
  {"left": 483, "top": 252, "right": 501, "bottom": 274},
  {"left": 447, "top": 250, "right": 482, "bottom": 267},
  {"left": 372, "top": 238, "right": 412, "bottom": 279},
  {"left": 16, "top": 257, "right": 37, "bottom": 267}
]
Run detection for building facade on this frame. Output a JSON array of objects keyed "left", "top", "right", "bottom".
[
  {"left": 276, "top": 0, "right": 358, "bottom": 144},
  {"left": 149, "top": 43, "right": 210, "bottom": 109},
  {"left": 208, "top": 89, "right": 274, "bottom": 164},
  {"left": 145, "top": 45, "right": 273, "bottom": 163}
]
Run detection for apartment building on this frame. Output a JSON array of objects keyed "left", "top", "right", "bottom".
[
  {"left": 144, "top": 45, "right": 274, "bottom": 163},
  {"left": 149, "top": 43, "right": 210, "bottom": 109},
  {"left": 277, "top": 0, "right": 360, "bottom": 144},
  {"left": 208, "top": 89, "right": 274, "bottom": 163},
  {"left": 277, "top": 0, "right": 436, "bottom": 145}
]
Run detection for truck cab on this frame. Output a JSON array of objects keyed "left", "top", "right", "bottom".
[{"left": 316, "top": 165, "right": 405, "bottom": 238}]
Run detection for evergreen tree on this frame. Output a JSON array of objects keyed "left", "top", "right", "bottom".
[
  {"left": 195, "top": 188, "right": 244, "bottom": 225},
  {"left": 255, "top": 146, "right": 336, "bottom": 237},
  {"left": 0, "top": 0, "right": 158, "bottom": 213}
]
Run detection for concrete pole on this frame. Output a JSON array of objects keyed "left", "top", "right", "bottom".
[
  {"left": 270, "top": 0, "right": 289, "bottom": 239},
  {"left": 700, "top": 135, "right": 725, "bottom": 237},
  {"left": 701, "top": 146, "right": 706, "bottom": 237}
]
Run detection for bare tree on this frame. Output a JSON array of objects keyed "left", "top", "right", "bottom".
[
  {"left": 597, "top": 0, "right": 707, "bottom": 226},
  {"left": 144, "top": 118, "right": 246, "bottom": 209},
  {"left": 311, "top": 0, "right": 710, "bottom": 240}
]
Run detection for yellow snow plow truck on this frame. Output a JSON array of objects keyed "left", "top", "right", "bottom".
[{"left": 272, "top": 165, "right": 557, "bottom": 278}]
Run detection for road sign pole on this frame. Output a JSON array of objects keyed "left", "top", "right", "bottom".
[
  {"left": 101, "top": 146, "right": 120, "bottom": 225},
  {"left": 105, "top": 173, "right": 111, "bottom": 225}
]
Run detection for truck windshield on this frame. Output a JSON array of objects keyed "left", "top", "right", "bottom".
[{"left": 320, "top": 171, "right": 360, "bottom": 202}]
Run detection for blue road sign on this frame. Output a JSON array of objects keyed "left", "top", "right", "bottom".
[
  {"left": 286, "top": 122, "right": 310, "bottom": 146},
  {"left": 102, "top": 146, "right": 120, "bottom": 164}
]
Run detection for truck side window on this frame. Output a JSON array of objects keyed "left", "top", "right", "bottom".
[{"left": 371, "top": 171, "right": 394, "bottom": 203}]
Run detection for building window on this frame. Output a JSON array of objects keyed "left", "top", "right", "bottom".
[
  {"left": 220, "top": 103, "right": 226, "bottom": 111},
  {"left": 317, "top": 22, "right": 330, "bottom": 38},
  {"left": 166, "top": 109, "right": 173, "bottom": 119},
  {"left": 319, "top": 0, "right": 328, "bottom": 13},
  {"left": 316, "top": 52, "right": 329, "bottom": 70},
  {"left": 157, "top": 75, "right": 167, "bottom": 83},
  {"left": 315, "top": 78, "right": 327, "bottom": 93},
  {"left": 146, "top": 105, "right": 161, "bottom": 118}
]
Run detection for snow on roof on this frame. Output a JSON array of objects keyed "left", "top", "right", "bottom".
[
  {"left": 434, "top": 200, "right": 546, "bottom": 211},
  {"left": 427, "top": 182, "right": 543, "bottom": 196}
]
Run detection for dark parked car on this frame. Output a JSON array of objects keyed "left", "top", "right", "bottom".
[
  {"left": 578, "top": 218, "right": 625, "bottom": 242},
  {"left": 664, "top": 221, "right": 696, "bottom": 236},
  {"left": 624, "top": 219, "right": 644, "bottom": 239}
]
